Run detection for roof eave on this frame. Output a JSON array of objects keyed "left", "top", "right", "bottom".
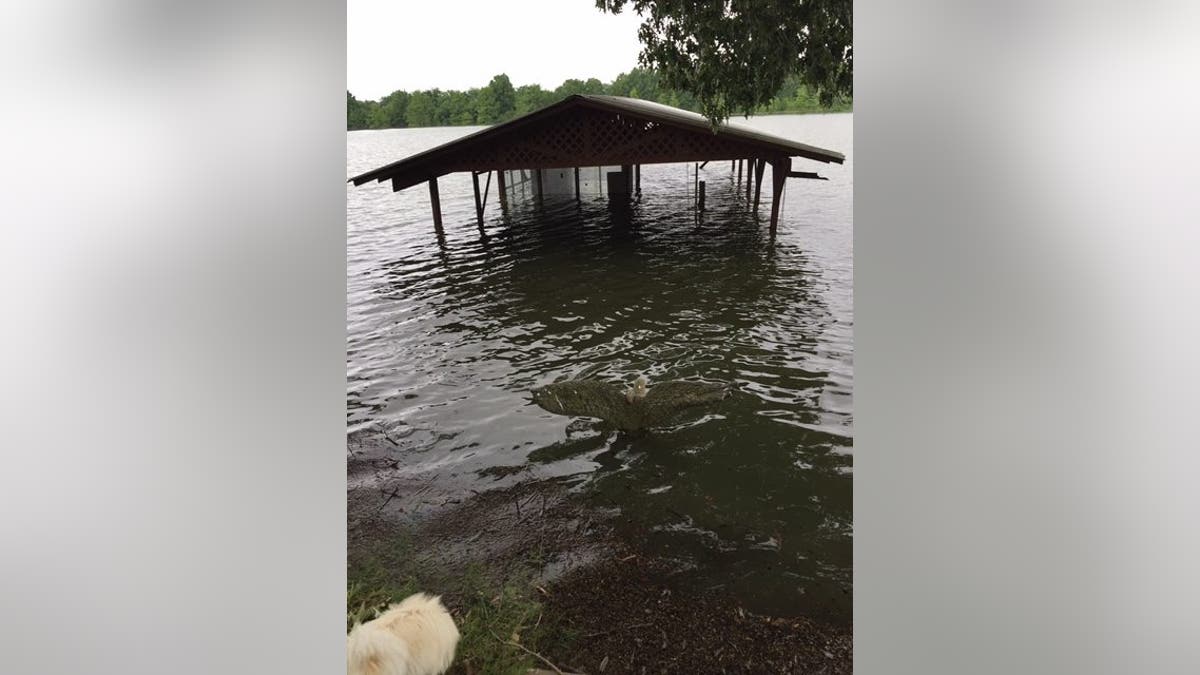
[
  {"left": 348, "top": 95, "right": 591, "bottom": 186},
  {"left": 347, "top": 94, "right": 845, "bottom": 186}
]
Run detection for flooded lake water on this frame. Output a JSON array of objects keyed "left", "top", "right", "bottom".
[{"left": 347, "top": 113, "right": 853, "bottom": 624}]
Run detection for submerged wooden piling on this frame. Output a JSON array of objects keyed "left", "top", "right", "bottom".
[
  {"left": 754, "top": 159, "right": 766, "bottom": 212},
  {"left": 497, "top": 169, "right": 508, "bottom": 212},
  {"left": 768, "top": 158, "right": 790, "bottom": 237},
  {"left": 471, "top": 171, "right": 485, "bottom": 231},
  {"left": 428, "top": 177, "right": 443, "bottom": 234}
]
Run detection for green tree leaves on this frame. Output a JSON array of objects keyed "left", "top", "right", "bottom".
[
  {"left": 346, "top": 91, "right": 370, "bottom": 130},
  {"left": 515, "top": 84, "right": 556, "bottom": 116},
  {"left": 596, "top": 0, "right": 852, "bottom": 125},
  {"left": 404, "top": 90, "right": 439, "bottom": 127},
  {"left": 476, "top": 74, "right": 516, "bottom": 123},
  {"left": 377, "top": 90, "right": 409, "bottom": 128}
]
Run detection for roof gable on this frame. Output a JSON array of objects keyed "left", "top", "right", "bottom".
[{"left": 351, "top": 95, "right": 843, "bottom": 191}]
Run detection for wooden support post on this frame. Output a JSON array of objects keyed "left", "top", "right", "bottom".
[
  {"left": 482, "top": 171, "right": 493, "bottom": 231},
  {"left": 768, "top": 158, "right": 790, "bottom": 237},
  {"left": 746, "top": 158, "right": 753, "bottom": 201},
  {"left": 428, "top": 177, "right": 443, "bottom": 234},
  {"left": 737, "top": 159, "right": 743, "bottom": 186},
  {"left": 635, "top": 164, "right": 641, "bottom": 194},
  {"left": 472, "top": 171, "right": 484, "bottom": 231},
  {"left": 497, "top": 169, "right": 508, "bottom": 212},
  {"left": 574, "top": 167, "right": 580, "bottom": 200},
  {"left": 621, "top": 164, "right": 633, "bottom": 195},
  {"left": 698, "top": 180, "right": 706, "bottom": 211},
  {"left": 534, "top": 168, "right": 543, "bottom": 202},
  {"left": 753, "top": 159, "right": 766, "bottom": 212},
  {"left": 606, "top": 169, "right": 631, "bottom": 202}
]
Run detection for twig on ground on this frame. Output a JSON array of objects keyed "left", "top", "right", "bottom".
[
  {"left": 374, "top": 488, "right": 400, "bottom": 516},
  {"left": 381, "top": 427, "right": 400, "bottom": 447},
  {"left": 585, "top": 621, "right": 653, "bottom": 638},
  {"left": 488, "top": 629, "right": 565, "bottom": 675}
]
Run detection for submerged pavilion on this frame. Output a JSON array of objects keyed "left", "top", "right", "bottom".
[{"left": 349, "top": 94, "right": 844, "bottom": 237}]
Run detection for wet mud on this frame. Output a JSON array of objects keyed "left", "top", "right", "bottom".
[{"left": 349, "top": 428, "right": 851, "bottom": 674}]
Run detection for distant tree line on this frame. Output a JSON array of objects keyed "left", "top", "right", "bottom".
[{"left": 347, "top": 69, "right": 850, "bottom": 130}]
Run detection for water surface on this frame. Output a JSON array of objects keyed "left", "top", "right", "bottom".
[{"left": 347, "top": 113, "right": 853, "bottom": 624}]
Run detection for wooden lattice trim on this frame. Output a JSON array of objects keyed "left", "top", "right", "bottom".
[{"left": 439, "top": 109, "right": 778, "bottom": 172}]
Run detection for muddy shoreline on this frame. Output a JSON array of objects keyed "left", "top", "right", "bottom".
[{"left": 349, "top": 429, "right": 851, "bottom": 674}]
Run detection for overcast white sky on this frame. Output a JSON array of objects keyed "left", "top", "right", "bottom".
[{"left": 348, "top": 0, "right": 646, "bottom": 100}]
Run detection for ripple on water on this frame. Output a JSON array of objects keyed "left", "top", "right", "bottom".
[{"left": 347, "top": 113, "right": 853, "bottom": 623}]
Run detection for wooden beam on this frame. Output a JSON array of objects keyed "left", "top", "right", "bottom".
[
  {"left": 754, "top": 159, "right": 766, "bottom": 212},
  {"left": 497, "top": 169, "right": 508, "bottom": 211},
  {"left": 788, "top": 171, "right": 829, "bottom": 180},
  {"left": 429, "top": 177, "right": 443, "bottom": 234},
  {"left": 472, "top": 171, "right": 484, "bottom": 230},
  {"left": 768, "top": 158, "right": 790, "bottom": 237}
]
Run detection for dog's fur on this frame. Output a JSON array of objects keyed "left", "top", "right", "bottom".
[{"left": 347, "top": 593, "right": 460, "bottom": 675}]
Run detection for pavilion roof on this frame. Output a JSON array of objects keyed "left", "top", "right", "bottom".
[{"left": 350, "top": 95, "right": 843, "bottom": 192}]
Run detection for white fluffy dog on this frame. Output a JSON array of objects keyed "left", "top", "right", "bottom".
[{"left": 347, "top": 593, "right": 460, "bottom": 675}]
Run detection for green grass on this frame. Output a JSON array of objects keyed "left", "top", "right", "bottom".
[{"left": 348, "top": 539, "right": 576, "bottom": 675}]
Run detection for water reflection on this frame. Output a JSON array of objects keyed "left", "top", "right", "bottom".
[{"left": 348, "top": 115, "right": 853, "bottom": 624}]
